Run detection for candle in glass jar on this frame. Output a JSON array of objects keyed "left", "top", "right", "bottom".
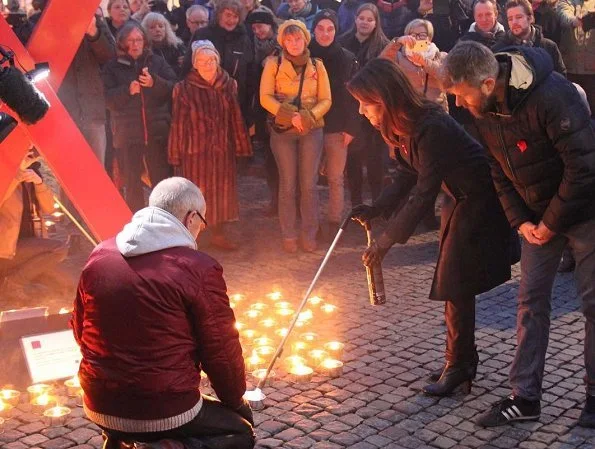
[
  {"left": 276, "top": 308, "right": 294, "bottom": 317},
  {"left": 297, "top": 310, "right": 313, "bottom": 321},
  {"left": 324, "top": 341, "right": 344, "bottom": 359},
  {"left": 251, "top": 369, "right": 276, "bottom": 386},
  {"left": 64, "top": 376, "right": 81, "bottom": 397},
  {"left": 291, "top": 341, "right": 309, "bottom": 353},
  {"left": 0, "top": 389, "right": 20, "bottom": 407},
  {"left": 230, "top": 294, "right": 245, "bottom": 302},
  {"left": 244, "top": 310, "right": 262, "bottom": 320},
  {"left": 241, "top": 329, "right": 259, "bottom": 339},
  {"left": 274, "top": 301, "right": 291, "bottom": 310},
  {"left": 43, "top": 406, "right": 71, "bottom": 427},
  {"left": 284, "top": 355, "right": 307, "bottom": 368},
  {"left": 320, "top": 359, "right": 344, "bottom": 378},
  {"left": 288, "top": 365, "right": 314, "bottom": 383}
]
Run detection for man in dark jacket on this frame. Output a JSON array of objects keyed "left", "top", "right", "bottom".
[
  {"left": 492, "top": 0, "right": 566, "bottom": 76},
  {"left": 459, "top": 0, "right": 505, "bottom": 48},
  {"left": 72, "top": 177, "right": 255, "bottom": 449},
  {"left": 445, "top": 41, "right": 595, "bottom": 429}
]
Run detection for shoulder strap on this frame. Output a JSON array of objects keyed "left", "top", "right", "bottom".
[
  {"left": 275, "top": 53, "right": 282, "bottom": 77},
  {"left": 294, "top": 63, "right": 307, "bottom": 109}
]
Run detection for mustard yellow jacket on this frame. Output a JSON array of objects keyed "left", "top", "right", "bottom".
[{"left": 260, "top": 54, "right": 332, "bottom": 130}]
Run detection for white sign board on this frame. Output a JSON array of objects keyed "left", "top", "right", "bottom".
[
  {"left": 0, "top": 307, "right": 48, "bottom": 323},
  {"left": 20, "top": 330, "right": 81, "bottom": 383}
]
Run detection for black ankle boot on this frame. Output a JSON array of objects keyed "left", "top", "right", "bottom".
[
  {"left": 423, "top": 362, "right": 474, "bottom": 396},
  {"left": 428, "top": 348, "right": 479, "bottom": 382}
]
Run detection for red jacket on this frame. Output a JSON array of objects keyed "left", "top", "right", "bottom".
[{"left": 72, "top": 223, "right": 245, "bottom": 430}]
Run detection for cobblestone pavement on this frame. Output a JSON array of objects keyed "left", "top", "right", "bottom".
[{"left": 2, "top": 174, "right": 594, "bottom": 449}]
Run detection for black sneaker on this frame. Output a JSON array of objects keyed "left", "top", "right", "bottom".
[
  {"left": 578, "top": 395, "right": 595, "bottom": 428},
  {"left": 476, "top": 395, "right": 540, "bottom": 427}
]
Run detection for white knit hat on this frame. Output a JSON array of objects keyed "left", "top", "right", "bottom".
[{"left": 191, "top": 40, "right": 221, "bottom": 66}]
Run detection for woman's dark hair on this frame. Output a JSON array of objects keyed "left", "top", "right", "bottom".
[
  {"left": 347, "top": 58, "right": 442, "bottom": 142},
  {"left": 352, "top": 3, "right": 389, "bottom": 62},
  {"left": 116, "top": 21, "right": 151, "bottom": 56}
]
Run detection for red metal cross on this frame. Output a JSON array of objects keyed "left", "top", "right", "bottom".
[{"left": 0, "top": 0, "right": 131, "bottom": 241}]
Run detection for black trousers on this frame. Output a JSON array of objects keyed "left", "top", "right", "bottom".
[
  {"left": 445, "top": 297, "right": 476, "bottom": 364},
  {"left": 102, "top": 396, "right": 255, "bottom": 449}
]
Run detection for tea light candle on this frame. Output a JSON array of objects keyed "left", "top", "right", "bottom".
[
  {"left": 0, "top": 400, "right": 14, "bottom": 419},
  {"left": 274, "top": 301, "right": 292, "bottom": 310},
  {"left": 275, "top": 328, "right": 289, "bottom": 338},
  {"left": 320, "top": 359, "right": 344, "bottom": 378},
  {"left": 58, "top": 307, "right": 71, "bottom": 314},
  {"left": 321, "top": 304, "right": 337, "bottom": 314},
  {"left": 276, "top": 308, "right": 294, "bottom": 317},
  {"left": 30, "top": 393, "right": 53, "bottom": 414},
  {"left": 244, "top": 310, "right": 262, "bottom": 320},
  {"left": 241, "top": 329, "right": 259, "bottom": 339},
  {"left": 253, "top": 337, "right": 274, "bottom": 347},
  {"left": 288, "top": 365, "right": 314, "bottom": 383},
  {"left": 27, "top": 384, "right": 52, "bottom": 399},
  {"left": 251, "top": 369, "right": 276, "bottom": 386},
  {"left": 266, "top": 292, "right": 282, "bottom": 301},
  {"left": 243, "top": 388, "right": 266, "bottom": 411},
  {"left": 309, "top": 349, "right": 328, "bottom": 366},
  {"left": 291, "top": 341, "right": 309, "bottom": 353},
  {"left": 284, "top": 355, "right": 307, "bottom": 369},
  {"left": 254, "top": 346, "right": 275, "bottom": 357},
  {"left": 75, "top": 390, "right": 84, "bottom": 407},
  {"left": 0, "top": 389, "right": 20, "bottom": 407},
  {"left": 259, "top": 318, "right": 276, "bottom": 328},
  {"left": 43, "top": 406, "right": 71, "bottom": 427},
  {"left": 300, "top": 332, "right": 318, "bottom": 342},
  {"left": 245, "top": 350, "right": 265, "bottom": 371},
  {"left": 297, "top": 309, "right": 313, "bottom": 321},
  {"left": 234, "top": 321, "right": 244, "bottom": 331},
  {"left": 308, "top": 296, "right": 324, "bottom": 306},
  {"left": 324, "top": 341, "right": 344, "bottom": 359},
  {"left": 250, "top": 302, "right": 267, "bottom": 311},
  {"left": 64, "top": 376, "right": 81, "bottom": 397},
  {"left": 230, "top": 294, "right": 245, "bottom": 302}
]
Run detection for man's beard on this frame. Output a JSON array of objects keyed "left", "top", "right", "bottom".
[{"left": 469, "top": 91, "right": 497, "bottom": 119}]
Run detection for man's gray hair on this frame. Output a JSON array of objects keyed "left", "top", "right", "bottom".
[
  {"left": 444, "top": 41, "right": 499, "bottom": 88},
  {"left": 149, "top": 177, "right": 206, "bottom": 223},
  {"left": 186, "top": 4, "right": 208, "bottom": 18}
]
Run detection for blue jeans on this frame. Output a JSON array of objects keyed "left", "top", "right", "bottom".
[
  {"left": 270, "top": 128, "right": 323, "bottom": 242},
  {"left": 323, "top": 133, "right": 348, "bottom": 224},
  {"left": 510, "top": 217, "right": 595, "bottom": 400}
]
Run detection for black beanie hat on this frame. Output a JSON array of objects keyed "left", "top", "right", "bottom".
[
  {"left": 311, "top": 8, "right": 339, "bottom": 32},
  {"left": 246, "top": 6, "right": 276, "bottom": 27}
]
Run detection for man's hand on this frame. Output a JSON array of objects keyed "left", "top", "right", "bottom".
[
  {"left": 350, "top": 204, "right": 380, "bottom": 225},
  {"left": 518, "top": 221, "right": 542, "bottom": 245},
  {"left": 362, "top": 237, "right": 391, "bottom": 267},
  {"left": 139, "top": 67, "right": 154, "bottom": 88},
  {"left": 235, "top": 398, "right": 254, "bottom": 426},
  {"left": 130, "top": 80, "right": 141, "bottom": 95},
  {"left": 532, "top": 221, "right": 556, "bottom": 244},
  {"left": 17, "top": 169, "right": 42, "bottom": 185}
]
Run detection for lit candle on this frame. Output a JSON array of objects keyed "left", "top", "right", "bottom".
[
  {"left": 51, "top": 211, "right": 64, "bottom": 220},
  {"left": 321, "top": 304, "right": 337, "bottom": 314},
  {"left": 266, "top": 292, "right": 282, "bottom": 301},
  {"left": 284, "top": 355, "right": 307, "bottom": 368},
  {"left": 251, "top": 369, "right": 276, "bottom": 387},
  {"left": 308, "top": 349, "right": 328, "bottom": 367},
  {"left": 250, "top": 303, "right": 267, "bottom": 311},
  {"left": 58, "top": 307, "right": 71, "bottom": 314},
  {"left": 245, "top": 350, "right": 265, "bottom": 371},
  {"left": 30, "top": 393, "right": 53, "bottom": 414},
  {"left": 259, "top": 318, "right": 276, "bottom": 328},
  {"left": 234, "top": 321, "right": 244, "bottom": 331},
  {"left": 291, "top": 341, "right": 309, "bottom": 353},
  {"left": 241, "top": 329, "right": 259, "bottom": 339},
  {"left": 319, "top": 359, "right": 344, "bottom": 378},
  {"left": 230, "top": 294, "right": 245, "bottom": 302},
  {"left": 288, "top": 365, "right": 314, "bottom": 383},
  {"left": 27, "top": 384, "right": 52, "bottom": 399},
  {"left": 243, "top": 388, "right": 266, "bottom": 411},
  {"left": 276, "top": 308, "right": 294, "bottom": 317},
  {"left": 275, "top": 328, "right": 289, "bottom": 338},
  {"left": 64, "top": 376, "right": 81, "bottom": 397},
  {"left": 253, "top": 337, "right": 274, "bottom": 347},
  {"left": 300, "top": 332, "right": 318, "bottom": 342},
  {"left": 297, "top": 310, "right": 313, "bottom": 321},
  {"left": 0, "top": 400, "right": 14, "bottom": 419},
  {"left": 43, "top": 406, "right": 71, "bottom": 427},
  {"left": 254, "top": 346, "right": 275, "bottom": 357},
  {"left": 0, "top": 389, "right": 20, "bottom": 407},
  {"left": 274, "top": 302, "right": 292, "bottom": 310},
  {"left": 244, "top": 310, "right": 262, "bottom": 320},
  {"left": 308, "top": 296, "right": 324, "bottom": 306},
  {"left": 324, "top": 341, "right": 344, "bottom": 359}
]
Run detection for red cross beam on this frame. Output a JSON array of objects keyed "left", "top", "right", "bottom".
[{"left": 0, "top": 0, "right": 131, "bottom": 242}]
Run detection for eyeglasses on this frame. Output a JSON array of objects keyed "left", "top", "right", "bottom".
[
  {"left": 126, "top": 38, "right": 144, "bottom": 45},
  {"left": 189, "top": 19, "right": 209, "bottom": 26},
  {"left": 409, "top": 32, "right": 429, "bottom": 40},
  {"left": 185, "top": 210, "right": 208, "bottom": 228},
  {"left": 195, "top": 59, "right": 218, "bottom": 68}
]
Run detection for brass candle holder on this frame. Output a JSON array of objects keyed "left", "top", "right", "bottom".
[
  {"left": 324, "top": 341, "right": 344, "bottom": 360},
  {"left": 0, "top": 400, "right": 14, "bottom": 419},
  {"left": 288, "top": 365, "right": 314, "bottom": 383},
  {"left": 251, "top": 369, "right": 276, "bottom": 387},
  {"left": 64, "top": 376, "right": 81, "bottom": 397},
  {"left": 0, "top": 389, "right": 20, "bottom": 407},
  {"left": 319, "top": 359, "right": 344, "bottom": 378},
  {"left": 43, "top": 406, "right": 71, "bottom": 427}
]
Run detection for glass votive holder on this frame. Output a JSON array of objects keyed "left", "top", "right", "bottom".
[
  {"left": 291, "top": 341, "right": 309, "bottom": 353},
  {"left": 253, "top": 337, "right": 274, "bottom": 347},
  {"left": 259, "top": 318, "right": 277, "bottom": 329},
  {"left": 43, "top": 406, "right": 71, "bottom": 427},
  {"left": 0, "top": 390, "right": 20, "bottom": 407}
]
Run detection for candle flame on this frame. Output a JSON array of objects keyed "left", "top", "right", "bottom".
[
  {"left": 36, "top": 393, "right": 50, "bottom": 406},
  {"left": 234, "top": 321, "right": 244, "bottom": 331},
  {"left": 275, "top": 328, "right": 288, "bottom": 337},
  {"left": 274, "top": 301, "right": 291, "bottom": 309},
  {"left": 266, "top": 292, "right": 282, "bottom": 301},
  {"left": 289, "top": 365, "right": 313, "bottom": 376},
  {"left": 230, "top": 294, "right": 245, "bottom": 302},
  {"left": 259, "top": 318, "right": 276, "bottom": 328},
  {"left": 242, "top": 329, "right": 257, "bottom": 339},
  {"left": 300, "top": 332, "right": 317, "bottom": 342},
  {"left": 321, "top": 359, "right": 343, "bottom": 369},
  {"left": 276, "top": 308, "right": 294, "bottom": 317},
  {"left": 308, "top": 296, "right": 323, "bottom": 305},
  {"left": 58, "top": 307, "right": 71, "bottom": 314},
  {"left": 0, "top": 389, "right": 17, "bottom": 399},
  {"left": 44, "top": 220, "right": 55, "bottom": 227},
  {"left": 321, "top": 304, "right": 337, "bottom": 313},
  {"left": 297, "top": 310, "right": 313, "bottom": 321},
  {"left": 250, "top": 303, "right": 267, "bottom": 311}
]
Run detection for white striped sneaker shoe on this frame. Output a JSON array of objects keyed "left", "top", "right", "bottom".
[{"left": 476, "top": 395, "right": 541, "bottom": 427}]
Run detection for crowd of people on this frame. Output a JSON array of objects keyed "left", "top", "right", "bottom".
[{"left": 2, "top": 0, "right": 595, "bottom": 446}]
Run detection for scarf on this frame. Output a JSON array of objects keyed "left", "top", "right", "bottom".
[
  {"left": 255, "top": 37, "right": 279, "bottom": 66},
  {"left": 290, "top": 1, "right": 313, "bottom": 18},
  {"left": 309, "top": 39, "right": 343, "bottom": 64},
  {"left": 469, "top": 22, "right": 505, "bottom": 40},
  {"left": 186, "top": 67, "right": 233, "bottom": 91},
  {"left": 283, "top": 48, "right": 311, "bottom": 67}
]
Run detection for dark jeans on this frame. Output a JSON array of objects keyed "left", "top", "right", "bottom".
[
  {"left": 102, "top": 396, "right": 255, "bottom": 449},
  {"left": 346, "top": 124, "right": 386, "bottom": 205},
  {"left": 116, "top": 140, "right": 172, "bottom": 212},
  {"left": 510, "top": 217, "right": 595, "bottom": 400},
  {"left": 0, "top": 238, "right": 69, "bottom": 285}
]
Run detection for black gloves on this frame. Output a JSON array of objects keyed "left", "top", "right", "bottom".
[
  {"left": 350, "top": 204, "right": 381, "bottom": 225},
  {"left": 362, "top": 233, "right": 393, "bottom": 266},
  {"left": 236, "top": 398, "right": 255, "bottom": 426}
]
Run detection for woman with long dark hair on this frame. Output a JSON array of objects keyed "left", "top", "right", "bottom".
[
  {"left": 348, "top": 58, "right": 513, "bottom": 396},
  {"left": 338, "top": 3, "right": 389, "bottom": 206}
]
